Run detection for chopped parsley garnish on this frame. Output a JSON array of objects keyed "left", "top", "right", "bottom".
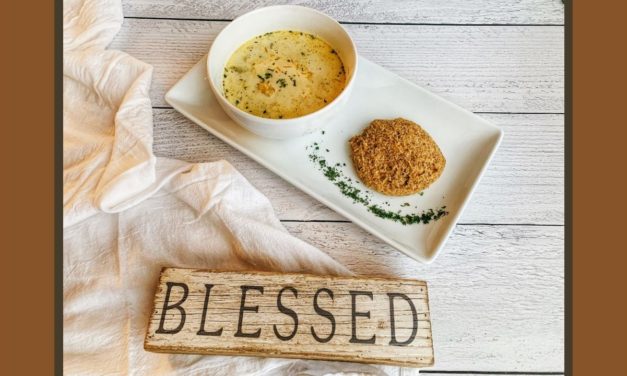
[{"left": 306, "top": 141, "right": 449, "bottom": 225}]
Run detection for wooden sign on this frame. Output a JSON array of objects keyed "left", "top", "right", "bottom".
[{"left": 145, "top": 268, "right": 434, "bottom": 367}]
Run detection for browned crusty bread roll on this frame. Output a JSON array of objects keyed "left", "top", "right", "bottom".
[{"left": 349, "top": 118, "right": 446, "bottom": 196}]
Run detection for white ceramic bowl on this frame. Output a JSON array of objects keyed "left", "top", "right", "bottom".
[{"left": 207, "top": 5, "right": 358, "bottom": 139}]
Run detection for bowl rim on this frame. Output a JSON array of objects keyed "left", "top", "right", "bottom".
[{"left": 206, "top": 4, "right": 359, "bottom": 124}]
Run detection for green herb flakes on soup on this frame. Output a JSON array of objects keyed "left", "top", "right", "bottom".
[{"left": 223, "top": 31, "right": 347, "bottom": 119}]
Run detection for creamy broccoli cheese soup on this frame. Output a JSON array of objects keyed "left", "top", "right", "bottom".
[{"left": 223, "top": 30, "right": 346, "bottom": 119}]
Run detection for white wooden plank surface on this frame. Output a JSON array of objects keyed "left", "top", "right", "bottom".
[
  {"left": 284, "top": 222, "right": 564, "bottom": 372},
  {"left": 111, "top": 2, "right": 565, "bottom": 373},
  {"left": 111, "top": 19, "right": 564, "bottom": 113},
  {"left": 153, "top": 110, "right": 564, "bottom": 225},
  {"left": 122, "top": 0, "right": 565, "bottom": 25}
]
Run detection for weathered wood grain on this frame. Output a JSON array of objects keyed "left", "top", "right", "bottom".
[
  {"left": 152, "top": 110, "right": 564, "bottom": 225},
  {"left": 111, "top": 19, "right": 564, "bottom": 113},
  {"left": 122, "top": 0, "right": 564, "bottom": 25},
  {"left": 283, "top": 222, "right": 564, "bottom": 372},
  {"left": 146, "top": 268, "right": 434, "bottom": 367}
]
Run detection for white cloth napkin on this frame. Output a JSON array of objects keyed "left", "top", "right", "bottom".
[{"left": 63, "top": 0, "right": 389, "bottom": 374}]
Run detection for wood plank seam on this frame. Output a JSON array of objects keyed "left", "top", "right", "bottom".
[
  {"left": 123, "top": 15, "right": 564, "bottom": 27},
  {"left": 150, "top": 104, "right": 565, "bottom": 116}
]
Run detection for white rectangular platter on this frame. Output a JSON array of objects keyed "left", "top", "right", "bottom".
[{"left": 166, "top": 55, "right": 503, "bottom": 263}]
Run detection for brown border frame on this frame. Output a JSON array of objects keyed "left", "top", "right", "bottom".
[
  {"left": 2, "top": 0, "right": 58, "bottom": 374},
  {"left": 565, "top": 1, "right": 572, "bottom": 374},
  {"left": 5, "top": 0, "right": 627, "bottom": 374},
  {"left": 55, "top": 0, "right": 63, "bottom": 374},
  {"left": 572, "top": 1, "right": 627, "bottom": 375}
]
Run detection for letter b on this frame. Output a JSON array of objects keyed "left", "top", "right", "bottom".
[{"left": 156, "top": 282, "right": 189, "bottom": 334}]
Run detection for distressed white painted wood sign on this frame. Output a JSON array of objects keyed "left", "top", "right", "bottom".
[{"left": 145, "top": 268, "right": 434, "bottom": 367}]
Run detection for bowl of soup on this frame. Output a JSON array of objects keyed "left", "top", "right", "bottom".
[{"left": 207, "top": 5, "right": 358, "bottom": 139}]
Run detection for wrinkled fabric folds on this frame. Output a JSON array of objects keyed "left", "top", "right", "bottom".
[{"left": 63, "top": 0, "right": 388, "bottom": 374}]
